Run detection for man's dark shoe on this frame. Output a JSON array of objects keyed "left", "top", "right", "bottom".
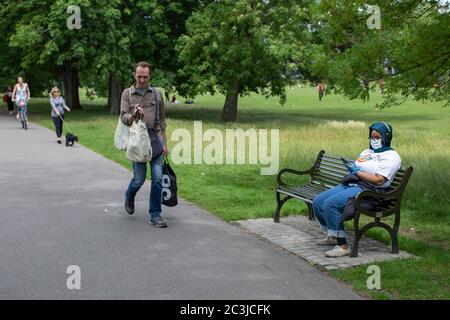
[
  {"left": 149, "top": 217, "right": 167, "bottom": 228},
  {"left": 125, "top": 196, "right": 135, "bottom": 215}
]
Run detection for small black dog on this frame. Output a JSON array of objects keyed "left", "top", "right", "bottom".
[{"left": 65, "top": 132, "right": 79, "bottom": 147}]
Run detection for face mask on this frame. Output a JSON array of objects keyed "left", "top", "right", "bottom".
[{"left": 371, "top": 138, "right": 383, "bottom": 150}]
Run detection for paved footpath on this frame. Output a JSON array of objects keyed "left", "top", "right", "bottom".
[{"left": 0, "top": 110, "right": 363, "bottom": 299}]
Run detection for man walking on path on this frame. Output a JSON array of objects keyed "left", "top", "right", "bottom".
[{"left": 120, "top": 61, "right": 169, "bottom": 228}]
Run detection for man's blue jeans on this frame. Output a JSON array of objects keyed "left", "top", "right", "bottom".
[
  {"left": 125, "top": 154, "right": 164, "bottom": 220},
  {"left": 312, "top": 184, "right": 363, "bottom": 238}
]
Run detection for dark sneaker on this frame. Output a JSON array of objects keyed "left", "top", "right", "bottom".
[
  {"left": 149, "top": 217, "right": 167, "bottom": 228},
  {"left": 125, "top": 196, "right": 134, "bottom": 215}
]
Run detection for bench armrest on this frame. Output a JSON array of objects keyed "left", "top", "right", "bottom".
[
  {"left": 277, "top": 167, "right": 314, "bottom": 187},
  {"left": 356, "top": 189, "right": 399, "bottom": 199},
  {"left": 277, "top": 151, "right": 324, "bottom": 187},
  {"left": 354, "top": 166, "right": 414, "bottom": 217},
  {"left": 354, "top": 189, "right": 400, "bottom": 216}
]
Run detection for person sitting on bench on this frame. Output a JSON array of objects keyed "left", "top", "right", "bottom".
[{"left": 312, "top": 122, "right": 401, "bottom": 257}]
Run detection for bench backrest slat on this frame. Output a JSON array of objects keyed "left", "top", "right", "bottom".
[
  {"left": 317, "top": 168, "right": 348, "bottom": 180},
  {"left": 318, "top": 166, "right": 347, "bottom": 174},
  {"left": 319, "top": 162, "right": 349, "bottom": 173},
  {"left": 314, "top": 175, "right": 343, "bottom": 188}
]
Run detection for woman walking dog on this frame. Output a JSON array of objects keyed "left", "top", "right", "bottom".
[{"left": 50, "top": 87, "right": 71, "bottom": 144}]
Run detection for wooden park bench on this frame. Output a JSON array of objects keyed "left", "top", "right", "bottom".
[{"left": 274, "top": 150, "right": 413, "bottom": 257}]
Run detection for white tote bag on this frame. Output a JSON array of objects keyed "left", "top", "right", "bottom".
[
  {"left": 126, "top": 119, "right": 152, "bottom": 162},
  {"left": 114, "top": 117, "right": 129, "bottom": 151}
]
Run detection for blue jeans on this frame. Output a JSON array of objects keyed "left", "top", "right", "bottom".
[
  {"left": 312, "top": 184, "right": 363, "bottom": 238},
  {"left": 52, "top": 115, "right": 64, "bottom": 138},
  {"left": 125, "top": 154, "right": 164, "bottom": 220}
]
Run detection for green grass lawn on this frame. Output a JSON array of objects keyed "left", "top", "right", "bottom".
[{"left": 22, "top": 85, "right": 450, "bottom": 300}]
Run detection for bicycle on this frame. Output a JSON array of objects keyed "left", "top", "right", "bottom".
[{"left": 17, "top": 99, "right": 28, "bottom": 130}]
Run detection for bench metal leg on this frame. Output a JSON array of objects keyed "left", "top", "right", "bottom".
[
  {"left": 274, "top": 192, "right": 291, "bottom": 223},
  {"left": 306, "top": 203, "right": 315, "bottom": 221},
  {"left": 391, "top": 230, "right": 399, "bottom": 254},
  {"left": 351, "top": 215, "right": 400, "bottom": 257},
  {"left": 350, "top": 213, "right": 362, "bottom": 257},
  {"left": 391, "top": 212, "right": 401, "bottom": 254}
]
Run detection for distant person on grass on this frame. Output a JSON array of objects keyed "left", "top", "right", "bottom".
[
  {"left": 312, "top": 122, "right": 401, "bottom": 257},
  {"left": 12, "top": 77, "right": 30, "bottom": 126},
  {"left": 120, "top": 61, "right": 169, "bottom": 228},
  {"left": 379, "top": 79, "right": 385, "bottom": 93},
  {"left": 50, "top": 87, "right": 71, "bottom": 144},
  {"left": 317, "top": 82, "right": 324, "bottom": 101}
]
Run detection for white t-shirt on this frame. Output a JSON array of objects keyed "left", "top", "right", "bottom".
[{"left": 354, "top": 149, "right": 401, "bottom": 188}]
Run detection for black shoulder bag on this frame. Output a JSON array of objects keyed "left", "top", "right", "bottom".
[
  {"left": 162, "top": 158, "right": 178, "bottom": 207},
  {"left": 148, "top": 87, "right": 164, "bottom": 160}
]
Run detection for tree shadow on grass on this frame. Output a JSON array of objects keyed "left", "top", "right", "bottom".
[{"left": 165, "top": 104, "right": 440, "bottom": 128}]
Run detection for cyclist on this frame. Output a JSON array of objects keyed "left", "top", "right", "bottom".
[{"left": 12, "top": 77, "right": 31, "bottom": 127}]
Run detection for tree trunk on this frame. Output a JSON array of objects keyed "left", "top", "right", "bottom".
[
  {"left": 221, "top": 83, "right": 240, "bottom": 122},
  {"left": 63, "top": 64, "right": 82, "bottom": 109},
  {"left": 108, "top": 73, "right": 124, "bottom": 115}
]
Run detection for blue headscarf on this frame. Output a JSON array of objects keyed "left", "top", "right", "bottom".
[{"left": 369, "top": 122, "right": 394, "bottom": 153}]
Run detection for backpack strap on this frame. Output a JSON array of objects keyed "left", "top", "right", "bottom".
[{"left": 151, "top": 86, "right": 160, "bottom": 129}]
